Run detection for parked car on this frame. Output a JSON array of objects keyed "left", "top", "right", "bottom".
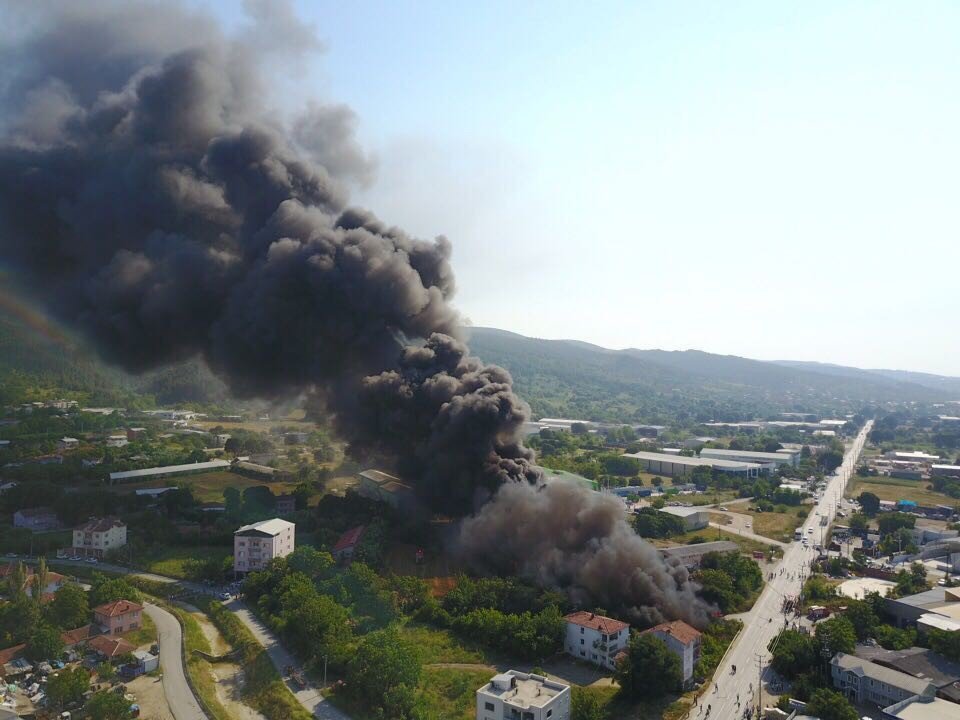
[
  {"left": 86, "top": 557, "right": 98, "bottom": 563},
  {"left": 218, "top": 592, "right": 230, "bottom": 601}
]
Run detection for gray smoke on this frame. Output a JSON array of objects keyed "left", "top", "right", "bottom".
[
  {"left": 460, "top": 480, "right": 712, "bottom": 627},
  {"left": 0, "top": 1, "right": 710, "bottom": 624}
]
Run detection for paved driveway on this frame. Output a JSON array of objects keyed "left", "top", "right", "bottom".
[{"left": 144, "top": 603, "right": 207, "bottom": 720}]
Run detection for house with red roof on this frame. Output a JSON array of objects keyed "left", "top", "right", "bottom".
[
  {"left": 88, "top": 635, "right": 135, "bottom": 661},
  {"left": 563, "top": 611, "right": 630, "bottom": 669},
  {"left": 93, "top": 599, "right": 142, "bottom": 635},
  {"left": 332, "top": 525, "right": 365, "bottom": 562},
  {"left": 61, "top": 624, "right": 95, "bottom": 648},
  {"left": 642, "top": 620, "right": 702, "bottom": 687}
]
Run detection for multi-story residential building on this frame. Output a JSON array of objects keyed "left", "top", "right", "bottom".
[
  {"left": 72, "top": 518, "right": 127, "bottom": 559},
  {"left": 563, "top": 611, "right": 629, "bottom": 670},
  {"left": 13, "top": 507, "right": 61, "bottom": 531},
  {"left": 643, "top": 620, "right": 703, "bottom": 687},
  {"left": 93, "top": 599, "right": 143, "bottom": 635},
  {"left": 274, "top": 494, "right": 297, "bottom": 515},
  {"left": 233, "top": 518, "right": 295, "bottom": 574},
  {"left": 831, "top": 652, "right": 936, "bottom": 707},
  {"left": 475, "top": 670, "right": 570, "bottom": 720}
]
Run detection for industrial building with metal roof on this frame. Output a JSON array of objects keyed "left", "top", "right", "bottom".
[
  {"left": 623, "top": 450, "right": 762, "bottom": 477},
  {"left": 109, "top": 459, "right": 230, "bottom": 482}
]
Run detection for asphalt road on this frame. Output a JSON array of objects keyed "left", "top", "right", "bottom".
[
  {"left": 143, "top": 602, "right": 207, "bottom": 720},
  {"left": 690, "top": 420, "right": 873, "bottom": 720}
]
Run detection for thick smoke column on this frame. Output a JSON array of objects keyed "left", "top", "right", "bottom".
[{"left": 0, "top": 1, "right": 709, "bottom": 625}]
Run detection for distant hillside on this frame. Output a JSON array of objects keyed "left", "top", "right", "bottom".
[
  {"left": 0, "top": 310, "right": 228, "bottom": 406},
  {"left": 776, "top": 361, "right": 960, "bottom": 398},
  {"left": 465, "top": 327, "right": 952, "bottom": 424}
]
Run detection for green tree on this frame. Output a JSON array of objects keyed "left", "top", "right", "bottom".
[
  {"left": 806, "top": 688, "right": 858, "bottom": 720},
  {"left": 815, "top": 616, "right": 856, "bottom": 657},
  {"left": 848, "top": 513, "right": 868, "bottom": 532},
  {"left": 27, "top": 622, "right": 64, "bottom": 660},
  {"left": 346, "top": 627, "right": 422, "bottom": 719},
  {"left": 877, "top": 512, "right": 915, "bottom": 535},
  {"left": 86, "top": 690, "right": 132, "bottom": 720},
  {"left": 286, "top": 546, "right": 334, "bottom": 579},
  {"left": 768, "top": 630, "right": 817, "bottom": 679},
  {"left": 49, "top": 583, "right": 90, "bottom": 630},
  {"left": 841, "top": 600, "right": 877, "bottom": 641},
  {"left": 32, "top": 558, "right": 49, "bottom": 603},
  {"left": 223, "top": 486, "right": 242, "bottom": 517},
  {"left": 571, "top": 687, "right": 608, "bottom": 720},
  {"left": 89, "top": 576, "right": 142, "bottom": 607},
  {"left": 614, "top": 633, "right": 682, "bottom": 699},
  {"left": 858, "top": 492, "right": 880, "bottom": 516},
  {"left": 47, "top": 666, "right": 90, "bottom": 707}
]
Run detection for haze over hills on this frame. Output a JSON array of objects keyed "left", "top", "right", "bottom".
[
  {"left": 3, "top": 306, "right": 957, "bottom": 422},
  {"left": 465, "top": 326, "right": 958, "bottom": 423}
]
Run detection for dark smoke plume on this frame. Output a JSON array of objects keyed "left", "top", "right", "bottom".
[{"left": 0, "top": 1, "right": 710, "bottom": 625}]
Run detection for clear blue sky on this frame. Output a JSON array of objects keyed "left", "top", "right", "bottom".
[{"left": 208, "top": 1, "right": 960, "bottom": 375}]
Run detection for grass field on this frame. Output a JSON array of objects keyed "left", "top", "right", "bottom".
[
  {"left": 687, "top": 490, "right": 741, "bottom": 506},
  {"left": 848, "top": 475, "right": 959, "bottom": 507},
  {"left": 652, "top": 527, "right": 776, "bottom": 556},
  {"left": 140, "top": 545, "right": 231, "bottom": 579},
  {"left": 396, "top": 623, "right": 485, "bottom": 664},
  {"left": 114, "top": 470, "right": 300, "bottom": 502},
  {"left": 731, "top": 508, "right": 806, "bottom": 543}
]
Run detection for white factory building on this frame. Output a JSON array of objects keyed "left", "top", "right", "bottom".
[
  {"left": 623, "top": 450, "right": 762, "bottom": 478},
  {"left": 658, "top": 506, "right": 709, "bottom": 531},
  {"left": 699, "top": 447, "right": 800, "bottom": 469},
  {"left": 476, "top": 671, "right": 570, "bottom": 720}
]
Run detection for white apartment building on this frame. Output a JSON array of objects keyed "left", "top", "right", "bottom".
[
  {"left": 644, "top": 620, "right": 703, "bottom": 687},
  {"left": 563, "top": 611, "right": 629, "bottom": 670},
  {"left": 105, "top": 435, "right": 129, "bottom": 447},
  {"left": 476, "top": 671, "right": 570, "bottom": 720},
  {"left": 233, "top": 518, "right": 295, "bottom": 574},
  {"left": 72, "top": 517, "right": 127, "bottom": 559}
]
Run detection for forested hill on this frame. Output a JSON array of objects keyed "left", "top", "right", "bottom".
[
  {"left": 464, "top": 327, "right": 954, "bottom": 424},
  {"left": 0, "top": 310, "right": 228, "bottom": 407},
  {"left": 775, "top": 360, "right": 960, "bottom": 397}
]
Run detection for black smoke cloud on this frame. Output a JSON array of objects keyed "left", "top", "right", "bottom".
[{"left": 0, "top": 1, "right": 710, "bottom": 625}]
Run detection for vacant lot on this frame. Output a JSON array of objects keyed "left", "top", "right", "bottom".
[
  {"left": 140, "top": 545, "right": 231, "bottom": 579},
  {"left": 396, "top": 624, "right": 485, "bottom": 664},
  {"left": 849, "top": 476, "right": 956, "bottom": 507},
  {"left": 731, "top": 508, "right": 805, "bottom": 543},
  {"left": 652, "top": 527, "right": 775, "bottom": 556},
  {"left": 113, "top": 470, "right": 299, "bottom": 502}
]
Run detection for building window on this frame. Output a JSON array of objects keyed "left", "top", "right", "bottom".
[
  {"left": 484, "top": 702, "right": 494, "bottom": 711},
  {"left": 580, "top": 627, "right": 584, "bottom": 634},
  {"left": 547, "top": 711, "right": 552, "bottom": 718},
  {"left": 580, "top": 639, "right": 584, "bottom": 645}
]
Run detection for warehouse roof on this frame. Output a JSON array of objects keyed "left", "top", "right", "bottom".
[
  {"left": 624, "top": 451, "right": 761, "bottom": 470},
  {"left": 700, "top": 448, "right": 796, "bottom": 462},
  {"left": 109, "top": 459, "right": 230, "bottom": 481},
  {"left": 660, "top": 541, "right": 738, "bottom": 562},
  {"left": 659, "top": 506, "right": 706, "bottom": 518}
]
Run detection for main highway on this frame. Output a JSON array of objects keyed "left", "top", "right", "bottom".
[{"left": 690, "top": 420, "right": 873, "bottom": 720}]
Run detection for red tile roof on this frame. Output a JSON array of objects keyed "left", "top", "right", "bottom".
[
  {"left": 75, "top": 517, "right": 125, "bottom": 534},
  {"left": 333, "top": 525, "right": 366, "bottom": 553},
  {"left": 61, "top": 625, "right": 94, "bottom": 646},
  {"left": 88, "top": 636, "right": 135, "bottom": 658},
  {"left": 93, "top": 599, "right": 143, "bottom": 618},
  {"left": 563, "top": 611, "right": 630, "bottom": 634},
  {"left": 0, "top": 643, "right": 26, "bottom": 666},
  {"left": 644, "top": 620, "right": 702, "bottom": 646}
]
